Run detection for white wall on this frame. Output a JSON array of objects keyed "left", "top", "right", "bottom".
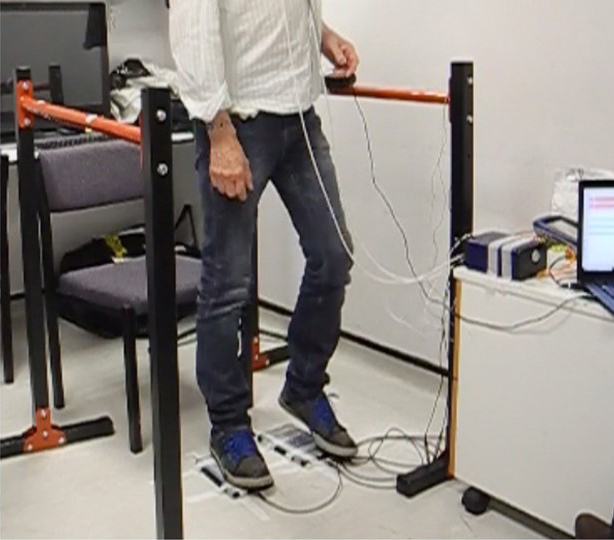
[
  {"left": 259, "top": 0, "right": 614, "bottom": 365},
  {"left": 106, "top": 0, "right": 174, "bottom": 69},
  {"left": 5, "top": 0, "right": 614, "bottom": 367}
]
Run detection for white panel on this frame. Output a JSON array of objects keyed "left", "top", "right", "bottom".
[
  {"left": 454, "top": 269, "right": 614, "bottom": 534},
  {"left": 259, "top": 0, "right": 614, "bottom": 366},
  {"left": 106, "top": 0, "right": 174, "bottom": 69}
]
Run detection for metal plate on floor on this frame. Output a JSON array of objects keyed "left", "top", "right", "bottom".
[{"left": 189, "top": 424, "right": 329, "bottom": 501}]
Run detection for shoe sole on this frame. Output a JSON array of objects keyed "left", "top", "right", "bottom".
[
  {"left": 210, "top": 447, "right": 274, "bottom": 491},
  {"left": 278, "top": 396, "right": 358, "bottom": 459}
]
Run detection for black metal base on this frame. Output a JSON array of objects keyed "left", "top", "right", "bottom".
[
  {"left": 462, "top": 486, "right": 491, "bottom": 515},
  {"left": 0, "top": 416, "right": 114, "bottom": 459},
  {"left": 396, "top": 453, "right": 449, "bottom": 498}
]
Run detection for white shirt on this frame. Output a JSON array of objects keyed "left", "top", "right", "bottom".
[{"left": 169, "top": 0, "right": 323, "bottom": 122}]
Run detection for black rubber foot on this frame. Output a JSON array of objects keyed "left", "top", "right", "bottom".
[
  {"left": 396, "top": 453, "right": 449, "bottom": 498},
  {"left": 0, "top": 416, "right": 114, "bottom": 459},
  {"left": 462, "top": 487, "right": 491, "bottom": 515}
]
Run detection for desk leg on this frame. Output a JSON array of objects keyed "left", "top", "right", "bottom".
[{"left": 1, "top": 155, "right": 14, "bottom": 384}]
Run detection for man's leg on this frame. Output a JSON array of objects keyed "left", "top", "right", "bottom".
[
  {"left": 194, "top": 115, "right": 280, "bottom": 487},
  {"left": 270, "top": 109, "right": 356, "bottom": 457}
]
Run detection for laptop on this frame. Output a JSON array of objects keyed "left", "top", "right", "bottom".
[{"left": 577, "top": 180, "right": 614, "bottom": 316}]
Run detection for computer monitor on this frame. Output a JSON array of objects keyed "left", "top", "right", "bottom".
[
  {"left": 578, "top": 180, "right": 614, "bottom": 278},
  {"left": 0, "top": 2, "right": 110, "bottom": 140}
]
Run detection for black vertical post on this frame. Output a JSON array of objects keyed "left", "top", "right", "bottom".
[
  {"left": 14, "top": 68, "right": 50, "bottom": 417},
  {"left": 1, "top": 155, "right": 14, "bottom": 383},
  {"left": 449, "top": 62, "right": 474, "bottom": 253},
  {"left": 122, "top": 307, "right": 143, "bottom": 454},
  {"left": 37, "top": 180, "right": 65, "bottom": 409},
  {"left": 48, "top": 64, "right": 64, "bottom": 105},
  {"left": 447, "top": 61, "right": 473, "bottom": 448},
  {"left": 141, "top": 87, "right": 183, "bottom": 539}
]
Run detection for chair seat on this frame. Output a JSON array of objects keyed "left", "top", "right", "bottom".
[{"left": 57, "top": 255, "right": 201, "bottom": 315}]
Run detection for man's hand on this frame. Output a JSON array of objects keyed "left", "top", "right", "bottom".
[
  {"left": 321, "top": 24, "right": 359, "bottom": 78},
  {"left": 208, "top": 111, "right": 253, "bottom": 202}
]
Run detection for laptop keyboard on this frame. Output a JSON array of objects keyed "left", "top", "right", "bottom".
[{"left": 598, "top": 282, "right": 614, "bottom": 300}]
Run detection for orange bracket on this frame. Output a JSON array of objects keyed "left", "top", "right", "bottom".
[
  {"left": 16, "top": 79, "right": 34, "bottom": 129},
  {"left": 23, "top": 408, "right": 66, "bottom": 454},
  {"left": 251, "top": 337, "right": 269, "bottom": 371}
]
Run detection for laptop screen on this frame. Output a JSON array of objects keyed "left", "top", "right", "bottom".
[{"left": 582, "top": 185, "right": 614, "bottom": 273}]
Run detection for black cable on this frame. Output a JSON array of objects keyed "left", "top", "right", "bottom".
[
  {"left": 256, "top": 462, "right": 343, "bottom": 515},
  {"left": 429, "top": 105, "right": 450, "bottom": 269},
  {"left": 352, "top": 93, "right": 430, "bottom": 300},
  {"left": 350, "top": 96, "right": 492, "bottom": 469},
  {"left": 340, "top": 429, "right": 434, "bottom": 489},
  {"left": 421, "top": 281, "right": 450, "bottom": 463}
]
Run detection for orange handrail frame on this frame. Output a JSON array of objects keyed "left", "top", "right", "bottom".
[
  {"left": 17, "top": 86, "right": 141, "bottom": 144},
  {"left": 331, "top": 85, "right": 449, "bottom": 105}
]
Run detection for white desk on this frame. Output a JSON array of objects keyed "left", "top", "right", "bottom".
[{"left": 451, "top": 266, "right": 614, "bottom": 535}]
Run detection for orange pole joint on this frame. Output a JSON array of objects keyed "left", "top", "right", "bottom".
[
  {"left": 23, "top": 408, "right": 66, "bottom": 454},
  {"left": 16, "top": 80, "right": 34, "bottom": 129},
  {"left": 331, "top": 85, "right": 449, "bottom": 105}
]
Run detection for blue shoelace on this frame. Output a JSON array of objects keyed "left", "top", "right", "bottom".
[{"left": 223, "top": 431, "right": 258, "bottom": 463}]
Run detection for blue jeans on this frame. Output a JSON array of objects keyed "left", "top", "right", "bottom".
[{"left": 194, "top": 109, "right": 353, "bottom": 434}]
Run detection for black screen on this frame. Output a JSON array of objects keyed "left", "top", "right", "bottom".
[{"left": 0, "top": 3, "right": 109, "bottom": 139}]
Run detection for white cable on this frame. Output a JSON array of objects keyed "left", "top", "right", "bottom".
[
  {"left": 280, "top": 2, "right": 352, "bottom": 257},
  {"left": 305, "top": 9, "right": 433, "bottom": 288},
  {"left": 308, "top": 11, "right": 453, "bottom": 293},
  {"left": 306, "top": 0, "right": 338, "bottom": 155},
  {"left": 280, "top": 1, "right": 410, "bottom": 288},
  {"left": 386, "top": 305, "right": 442, "bottom": 335},
  {"left": 282, "top": 1, "right": 461, "bottom": 290},
  {"left": 356, "top": 237, "right": 461, "bottom": 286}
]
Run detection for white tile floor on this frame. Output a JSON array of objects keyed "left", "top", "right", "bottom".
[{"left": 1, "top": 303, "right": 544, "bottom": 539}]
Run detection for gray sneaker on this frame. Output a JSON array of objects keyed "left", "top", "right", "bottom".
[
  {"left": 210, "top": 430, "right": 274, "bottom": 490},
  {"left": 279, "top": 392, "right": 358, "bottom": 459}
]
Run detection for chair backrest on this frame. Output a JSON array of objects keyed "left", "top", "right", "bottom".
[{"left": 38, "top": 139, "right": 142, "bottom": 213}]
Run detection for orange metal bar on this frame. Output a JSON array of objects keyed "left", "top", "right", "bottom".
[
  {"left": 330, "top": 85, "right": 449, "bottom": 105},
  {"left": 19, "top": 94, "right": 141, "bottom": 144}
]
